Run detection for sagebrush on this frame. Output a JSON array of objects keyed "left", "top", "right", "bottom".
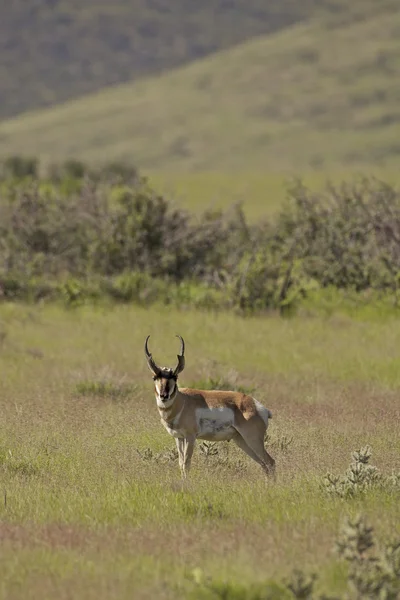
[{"left": 1, "top": 158, "right": 400, "bottom": 314}]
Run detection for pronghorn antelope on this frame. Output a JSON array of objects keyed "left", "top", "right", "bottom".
[{"left": 144, "top": 335, "right": 275, "bottom": 479}]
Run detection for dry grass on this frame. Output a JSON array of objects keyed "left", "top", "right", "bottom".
[{"left": 0, "top": 302, "right": 399, "bottom": 598}]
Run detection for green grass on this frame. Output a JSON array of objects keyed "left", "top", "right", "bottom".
[
  {"left": 0, "top": 301, "right": 399, "bottom": 598},
  {"left": 147, "top": 168, "right": 400, "bottom": 218},
  {"left": 0, "top": 0, "right": 399, "bottom": 172},
  {"left": 147, "top": 170, "right": 297, "bottom": 218}
]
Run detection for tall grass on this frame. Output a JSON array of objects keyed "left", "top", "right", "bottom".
[{"left": 0, "top": 302, "right": 399, "bottom": 598}]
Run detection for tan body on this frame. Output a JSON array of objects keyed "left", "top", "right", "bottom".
[
  {"left": 145, "top": 335, "right": 275, "bottom": 479},
  {"left": 156, "top": 387, "right": 275, "bottom": 479}
]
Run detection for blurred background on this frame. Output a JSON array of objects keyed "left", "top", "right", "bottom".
[{"left": 0, "top": 0, "right": 398, "bottom": 181}]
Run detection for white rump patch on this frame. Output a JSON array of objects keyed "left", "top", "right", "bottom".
[
  {"left": 195, "top": 406, "right": 235, "bottom": 441},
  {"left": 254, "top": 399, "right": 272, "bottom": 427}
]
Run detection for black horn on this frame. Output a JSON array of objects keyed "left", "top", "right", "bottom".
[
  {"left": 144, "top": 335, "right": 161, "bottom": 377},
  {"left": 174, "top": 334, "right": 185, "bottom": 377}
]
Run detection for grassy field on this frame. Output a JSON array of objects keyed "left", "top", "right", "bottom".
[
  {"left": 0, "top": 302, "right": 399, "bottom": 598},
  {"left": 147, "top": 168, "right": 400, "bottom": 219},
  {"left": 0, "top": 0, "right": 398, "bottom": 172}
]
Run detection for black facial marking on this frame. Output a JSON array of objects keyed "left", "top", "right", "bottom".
[
  {"left": 153, "top": 370, "right": 177, "bottom": 382},
  {"left": 152, "top": 368, "right": 178, "bottom": 402},
  {"left": 158, "top": 378, "right": 174, "bottom": 400}
]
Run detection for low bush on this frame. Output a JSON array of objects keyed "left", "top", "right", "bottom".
[
  {"left": 1, "top": 156, "right": 400, "bottom": 313},
  {"left": 322, "top": 445, "right": 400, "bottom": 499}
]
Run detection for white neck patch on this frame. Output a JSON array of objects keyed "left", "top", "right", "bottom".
[{"left": 156, "top": 393, "right": 176, "bottom": 409}]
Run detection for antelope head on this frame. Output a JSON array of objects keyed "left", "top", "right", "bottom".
[{"left": 144, "top": 335, "right": 185, "bottom": 408}]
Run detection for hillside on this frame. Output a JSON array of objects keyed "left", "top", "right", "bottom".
[
  {"left": 0, "top": 0, "right": 323, "bottom": 120},
  {"left": 0, "top": 0, "right": 399, "bottom": 172}
]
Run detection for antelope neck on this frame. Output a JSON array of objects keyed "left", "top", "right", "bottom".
[{"left": 158, "top": 388, "right": 184, "bottom": 423}]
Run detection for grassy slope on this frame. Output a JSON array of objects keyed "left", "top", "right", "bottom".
[
  {"left": 0, "top": 302, "right": 399, "bottom": 598},
  {"left": 0, "top": 0, "right": 399, "bottom": 172},
  {"left": 0, "top": 0, "right": 320, "bottom": 120}
]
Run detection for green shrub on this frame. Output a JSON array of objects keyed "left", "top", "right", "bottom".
[
  {"left": 1, "top": 155, "right": 38, "bottom": 179},
  {"left": 322, "top": 445, "right": 400, "bottom": 499},
  {"left": 2, "top": 156, "right": 400, "bottom": 313},
  {"left": 186, "top": 567, "right": 290, "bottom": 599},
  {"left": 276, "top": 177, "right": 400, "bottom": 294},
  {"left": 336, "top": 514, "right": 400, "bottom": 600}
]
